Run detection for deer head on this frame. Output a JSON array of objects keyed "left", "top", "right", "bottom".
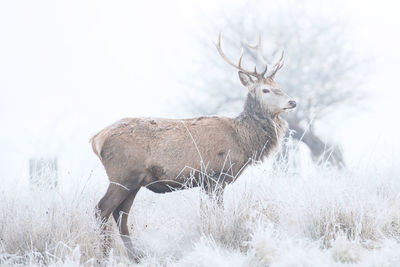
[{"left": 217, "top": 34, "right": 296, "bottom": 116}]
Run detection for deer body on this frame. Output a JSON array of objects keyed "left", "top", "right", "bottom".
[
  {"left": 92, "top": 94, "right": 287, "bottom": 194},
  {"left": 92, "top": 34, "right": 295, "bottom": 261}
]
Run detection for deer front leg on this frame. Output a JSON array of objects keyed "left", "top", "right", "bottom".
[{"left": 204, "top": 174, "right": 227, "bottom": 207}]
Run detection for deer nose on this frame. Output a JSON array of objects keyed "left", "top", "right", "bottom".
[{"left": 288, "top": 100, "right": 296, "bottom": 108}]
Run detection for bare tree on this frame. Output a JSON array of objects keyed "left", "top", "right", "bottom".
[{"left": 183, "top": 0, "right": 365, "bottom": 167}]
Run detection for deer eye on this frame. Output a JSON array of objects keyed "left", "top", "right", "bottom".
[{"left": 262, "top": 89, "right": 270, "bottom": 93}]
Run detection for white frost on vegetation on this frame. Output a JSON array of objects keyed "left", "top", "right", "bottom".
[{"left": 1, "top": 148, "right": 400, "bottom": 266}]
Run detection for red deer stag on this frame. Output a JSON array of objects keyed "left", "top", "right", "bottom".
[{"left": 91, "top": 34, "right": 296, "bottom": 261}]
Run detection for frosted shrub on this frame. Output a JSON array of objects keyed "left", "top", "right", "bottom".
[{"left": 0, "top": 177, "right": 106, "bottom": 265}]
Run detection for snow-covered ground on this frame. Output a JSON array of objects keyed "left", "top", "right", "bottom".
[{"left": 1, "top": 147, "right": 400, "bottom": 266}]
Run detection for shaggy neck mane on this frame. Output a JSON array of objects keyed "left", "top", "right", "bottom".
[{"left": 235, "top": 93, "right": 287, "bottom": 160}]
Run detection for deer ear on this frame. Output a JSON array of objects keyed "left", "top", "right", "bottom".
[{"left": 238, "top": 71, "right": 254, "bottom": 87}]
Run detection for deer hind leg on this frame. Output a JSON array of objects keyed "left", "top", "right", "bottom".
[
  {"left": 112, "top": 188, "right": 142, "bottom": 262},
  {"left": 96, "top": 183, "right": 131, "bottom": 257}
]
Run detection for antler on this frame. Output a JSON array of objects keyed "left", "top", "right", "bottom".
[
  {"left": 216, "top": 33, "right": 266, "bottom": 79},
  {"left": 246, "top": 34, "right": 285, "bottom": 78},
  {"left": 216, "top": 33, "right": 284, "bottom": 80},
  {"left": 268, "top": 50, "right": 285, "bottom": 79},
  {"left": 245, "top": 33, "right": 268, "bottom": 77}
]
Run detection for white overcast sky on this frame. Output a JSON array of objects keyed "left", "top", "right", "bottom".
[{"left": 0, "top": 0, "right": 399, "bottom": 181}]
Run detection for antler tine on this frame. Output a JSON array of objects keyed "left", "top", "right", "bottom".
[
  {"left": 276, "top": 50, "right": 285, "bottom": 66},
  {"left": 245, "top": 33, "right": 269, "bottom": 77},
  {"left": 268, "top": 50, "right": 285, "bottom": 79},
  {"left": 216, "top": 33, "right": 259, "bottom": 78},
  {"left": 216, "top": 33, "right": 242, "bottom": 69},
  {"left": 246, "top": 34, "right": 261, "bottom": 49},
  {"left": 238, "top": 49, "right": 244, "bottom": 68},
  {"left": 245, "top": 34, "right": 265, "bottom": 62},
  {"left": 260, "top": 64, "right": 268, "bottom": 77}
]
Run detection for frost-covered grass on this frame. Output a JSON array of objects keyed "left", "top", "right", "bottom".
[{"left": 1, "top": 150, "right": 400, "bottom": 266}]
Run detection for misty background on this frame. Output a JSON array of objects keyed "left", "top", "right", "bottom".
[{"left": 0, "top": 0, "right": 399, "bottom": 185}]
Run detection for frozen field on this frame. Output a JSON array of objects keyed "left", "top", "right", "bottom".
[
  {"left": 1, "top": 0, "right": 400, "bottom": 266},
  {"left": 1, "top": 148, "right": 400, "bottom": 267}
]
